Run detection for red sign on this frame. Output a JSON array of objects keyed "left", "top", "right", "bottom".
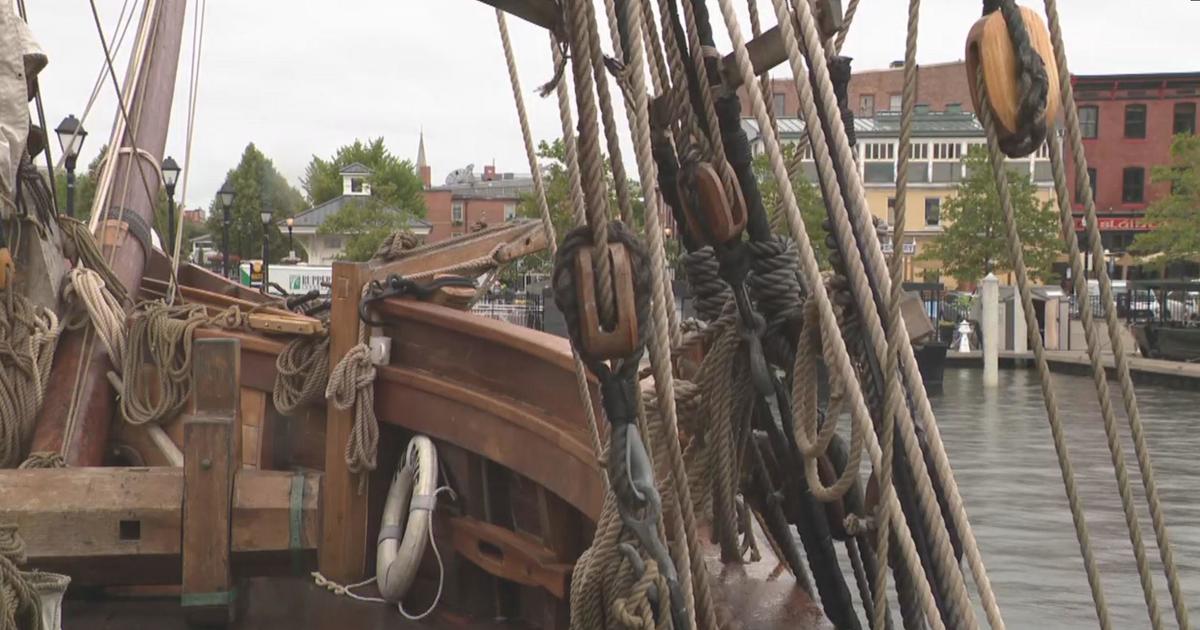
[{"left": 1072, "top": 216, "right": 1151, "bottom": 232}]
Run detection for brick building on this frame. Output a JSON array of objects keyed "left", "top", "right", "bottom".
[
  {"left": 744, "top": 60, "right": 973, "bottom": 119},
  {"left": 1065, "top": 72, "right": 1199, "bottom": 265},
  {"left": 417, "top": 132, "right": 533, "bottom": 243}
]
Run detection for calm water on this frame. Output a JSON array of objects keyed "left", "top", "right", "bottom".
[{"left": 921, "top": 367, "right": 1200, "bottom": 629}]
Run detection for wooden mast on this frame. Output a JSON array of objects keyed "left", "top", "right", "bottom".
[{"left": 29, "top": 0, "right": 188, "bottom": 465}]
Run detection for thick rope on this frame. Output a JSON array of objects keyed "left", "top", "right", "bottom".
[
  {"left": 64, "top": 268, "right": 126, "bottom": 367},
  {"left": 881, "top": 1, "right": 920, "bottom": 629},
  {"left": 0, "top": 293, "right": 61, "bottom": 468},
  {"left": 120, "top": 302, "right": 208, "bottom": 426},
  {"left": 370, "top": 230, "right": 421, "bottom": 264},
  {"left": 325, "top": 324, "right": 378, "bottom": 482},
  {"left": 711, "top": 1, "right": 947, "bottom": 627},
  {"left": 0, "top": 526, "right": 38, "bottom": 630},
  {"left": 776, "top": 1, "right": 1009, "bottom": 626},
  {"left": 498, "top": 10, "right": 606, "bottom": 460},
  {"left": 616, "top": 2, "right": 721, "bottom": 625},
  {"left": 833, "top": 0, "right": 862, "bottom": 53},
  {"left": 273, "top": 334, "right": 330, "bottom": 415},
  {"left": 1041, "top": 1, "right": 1190, "bottom": 626},
  {"left": 974, "top": 72, "right": 1111, "bottom": 630}
]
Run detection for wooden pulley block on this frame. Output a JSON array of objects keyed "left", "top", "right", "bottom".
[
  {"left": 677, "top": 162, "right": 747, "bottom": 247},
  {"left": 0, "top": 247, "right": 12, "bottom": 291},
  {"left": 574, "top": 242, "right": 639, "bottom": 360},
  {"left": 965, "top": 5, "right": 1060, "bottom": 156}
]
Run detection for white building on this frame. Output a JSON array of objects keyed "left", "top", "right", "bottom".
[{"left": 288, "top": 163, "right": 431, "bottom": 264}]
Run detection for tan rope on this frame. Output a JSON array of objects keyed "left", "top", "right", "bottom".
[
  {"left": 619, "top": 1, "right": 719, "bottom": 625},
  {"left": 712, "top": 0, "right": 947, "bottom": 627},
  {"left": 833, "top": 0, "right": 862, "bottom": 53},
  {"left": 273, "top": 334, "right": 330, "bottom": 415},
  {"left": 0, "top": 293, "right": 61, "bottom": 468},
  {"left": 1041, "top": 2, "right": 1190, "bottom": 627},
  {"left": 497, "top": 10, "right": 605, "bottom": 460},
  {"left": 325, "top": 324, "right": 378, "bottom": 484},
  {"left": 120, "top": 302, "right": 207, "bottom": 426},
  {"left": 974, "top": 71, "right": 1111, "bottom": 630},
  {"left": 0, "top": 526, "right": 38, "bottom": 630}
]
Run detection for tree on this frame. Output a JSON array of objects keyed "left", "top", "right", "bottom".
[
  {"left": 204, "top": 143, "right": 307, "bottom": 265},
  {"left": 301, "top": 137, "right": 426, "bottom": 216},
  {"left": 920, "top": 147, "right": 1061, "bottom": 284},
  {"left": 317, "top": 199, "right": 418, "bottom": 262},
  {"left": 1132, "top": 134, "right": 1200, "bottom": 265},
  {"left": 752, "top": 143, "right": 831, "bottom": 268}
]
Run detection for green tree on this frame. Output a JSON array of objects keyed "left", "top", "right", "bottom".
[
  {"left": 920, "top": 147, "right": 1061, "bottom": 284},
  {"left": 317, "top": 199, "right": 419, "bottom": 262},
  {"left": 752, "top": 144, "right": 831, "bottom": 268},
  {"left": 1132, "top": 134, "right": 1200, "bottom": 265},
  {"left": 54, "top": 146, "right": 104, "bottom": 220},
  {"left": 301, "top": 137, "right": 426, "bottom": 216},
  {"left": 515, "top": 139, "right": 649, "bottom": 272},
  {"left": 204, "top": 143, "right": 306, "bottom": 265}
]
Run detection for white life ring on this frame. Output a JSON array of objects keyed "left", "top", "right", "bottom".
[{"left": 376, "top": 435, "right": 439, "bottom": 603}]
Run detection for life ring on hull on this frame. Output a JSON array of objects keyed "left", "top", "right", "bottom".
[{"left": 376, "top": 435, "right": 439, "bottom": 604}]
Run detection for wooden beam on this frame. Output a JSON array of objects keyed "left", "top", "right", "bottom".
[
  {"left": 318, "top": 261, "right": 372, "bottom": 582},
  {"left": 474, "top": 0, "right": 561, "bottom": 36},
  {"left": 182, "top": 339, "right": 239, "bottom": 625},
  {"left": 368, "top": 219, "right": 547, "bottom": 282},
  {"left": 0, "top": 467, "right": 319, "bottom": 586},
  {"left": 718, "top": 1, "right": 843, "bottom": 88}
]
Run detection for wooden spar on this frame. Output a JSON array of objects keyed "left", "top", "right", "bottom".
[{"left": 29, "top": 0, "right": 188, "bottom": 465}]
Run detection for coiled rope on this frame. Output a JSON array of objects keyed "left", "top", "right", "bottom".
[
  {"left": 325, "top": 322, "right": 378, "bottom": 485},
  {"left": 0, "top": 526, "right": 38, "bottom": 630},
  {"left": 273, "top": 334, "right": 330, "bottom": 415}
]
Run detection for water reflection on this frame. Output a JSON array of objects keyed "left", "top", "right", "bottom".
[{"left": 929, "top": 367, "right": 1200, "bottom": 628}]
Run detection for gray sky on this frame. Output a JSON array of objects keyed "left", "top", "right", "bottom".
[{"left": 28, "top": 0, "right": 1199, "bottom": 215}]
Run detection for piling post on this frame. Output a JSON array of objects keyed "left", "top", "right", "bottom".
[{"left": 982, "top": 273, "right": 999, "bottom": 386}]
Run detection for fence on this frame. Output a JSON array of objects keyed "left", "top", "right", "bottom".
[{"left": 471, "top": 291, "right": 545, "bottom": 331}]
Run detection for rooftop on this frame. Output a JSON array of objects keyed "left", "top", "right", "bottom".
[
  {"left": 289, "top": 195, "right": 431, "bottom": 230},
  {"left": 430, "top": 175, "right": 535, "bottom": 200},
  {"left": 743, "top": 109, "right": 982, "bottom": 142},
  {"left": 338, "top": 162, "right": 371, "bottom": 175}
]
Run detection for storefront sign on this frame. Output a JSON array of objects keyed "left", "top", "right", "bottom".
[{"left": 1072, "top": 216, "right": 1151, "bottom": 232}]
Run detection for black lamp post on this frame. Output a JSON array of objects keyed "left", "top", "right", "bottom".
[
  {"left": 54, "top": 115, "right": 87, "bottom": 217},
  {"left": 286, "top": 216, "right": 295, "bottom": 262},
  {"left": 161, "top": 156, "right": 180, "bottom": 254},
  {"left": 218, "top": 181, "right": 235, "bottom": 278},
  {"left": 260, "top": 208, "right": 273, "bottom": 294}
]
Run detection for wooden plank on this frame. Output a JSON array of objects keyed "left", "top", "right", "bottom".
[
  {"left": 368, "top": 219, "right": 547, "bottom": 282},
  {"left": 0, "top": 468, "right": 320, "bottom": 584},
  {"left": 318, "top": 262, "right": 372, "bottom": 582},
  {"left": 239, "top": 388, "right": 267, "bottom": 470},
  {"left": 445, "top": 516, "right": 573, "bottom": 599},
  {"left": 474, "top": 0, "right": 561, "bottom": 35},
  {"left": 181, "top": 338, "right": 239, "bottom": 625}
]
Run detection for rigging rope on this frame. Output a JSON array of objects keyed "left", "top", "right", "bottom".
[
  {"left": 1039, "top": 1, "right": 1190, "bottom": 626},
  {"left": 972, "top": 70, "right": 1112, "bottom": 630},
  {"left": 325, "top": 323, "right": 378, "bottom": 485}
]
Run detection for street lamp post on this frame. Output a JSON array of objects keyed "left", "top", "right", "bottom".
[
  {"left": 161, "top": 156, "right": 180, "bottom": 255},
  {"left": 54, "top": 115, "right": 88, "bottom": 217},
  {"left": 260, "top": 209, "right": 273, "bottom": 294},
  {"left": 286, "top": 216, "right": 295, "bottom": 261},
  {"left": 218, "top": 182, "right": 235, "bottom": 278}
]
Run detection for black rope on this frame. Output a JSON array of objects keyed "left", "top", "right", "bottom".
[{"left": 983, "top": 0, "right": 1050, "bottom": 157}]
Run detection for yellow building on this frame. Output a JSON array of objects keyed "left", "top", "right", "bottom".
[{"left": 743, "top": 108, "right": 1058, "bottom": 289}]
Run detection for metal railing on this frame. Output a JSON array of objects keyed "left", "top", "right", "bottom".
[{"left": 471, "top": 291, "right": 545, "bottom": 331}]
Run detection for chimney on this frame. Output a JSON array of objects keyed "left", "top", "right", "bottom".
[{"left": 483, "top": 164, "right": 496, "bottom": 181}]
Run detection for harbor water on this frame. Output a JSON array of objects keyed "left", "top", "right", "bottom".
[{"left": 926, "top": 367, "right": 1200, "bottom": 628}]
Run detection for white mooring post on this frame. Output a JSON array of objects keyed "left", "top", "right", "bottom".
[{"left": 982, "top": 273, "right": 999, "bottom": 386}]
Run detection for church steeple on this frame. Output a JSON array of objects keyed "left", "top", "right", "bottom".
[{"left": 416, "top": 130, "right": 431, "bottom": 189}]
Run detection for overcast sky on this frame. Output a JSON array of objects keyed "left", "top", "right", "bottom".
[{"left": 27, "top": 0, "right": 1199, "bottom": 214}]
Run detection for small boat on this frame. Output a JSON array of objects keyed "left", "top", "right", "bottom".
[{"left": 1127, "top": 280, "right": 1200, "bottom": 361}]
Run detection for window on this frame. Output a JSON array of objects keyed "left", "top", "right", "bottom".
[
  {"left": 773, "top": 92, "right": 787, "bottom": 117},
  {"left": 910, "top": 143, "right": 929, "bottom": 159},
  {"left": 1078, "top": 106, "right": 1099, "bottom": 139},
  {"left": 1174, "top": 103, "right": 1197, "bottom": 135},
  {"left": 1122, "top": 167, "right": 1145, "bottom": 203},
  {"left": 932, "top": 142, "right": 962, "bottom": 160},
  {"left": 924, "top": 197, "right": 941, "bottom": 226},
  {"left": 862, "top": 142, "right": 895, "bottom": 183},
  {"left": 504, "top": 203, "right": 516, "bottom": 221},
  {"left": 1076, "top": 167, "right": 1097, "bottom": 204},
  {"left": 1124, "top": 104, "right": 1147, "bottom": 138},
  {"left": 350, "top": 177, "right": 364, "bottom": 193},
  {"left": 889, "top": 93, "right": 902, "bottom": 112},
  {"left": 860, "top": 94, "right": 875, "bottom": 117},
  {"left": 451, "top": 201, "right": 464, "bottom": 225},
  {"left": 863, "top": 143, "right": 895, "bottom": 160}
]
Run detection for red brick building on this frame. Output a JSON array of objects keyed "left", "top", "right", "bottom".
[
  {"left": 417, "top": 133, "right": 532, "bottom": 243},
  {"left": 1066, "top": 72, "right": 1199, "bottom": 260},
  {"left": 743, "top": 60, "right": 974, "bottom": 119}
]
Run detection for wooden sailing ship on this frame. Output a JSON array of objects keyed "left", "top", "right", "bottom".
[{"left": 1, "top": 0, "right": 1191, "bottom": 629}]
